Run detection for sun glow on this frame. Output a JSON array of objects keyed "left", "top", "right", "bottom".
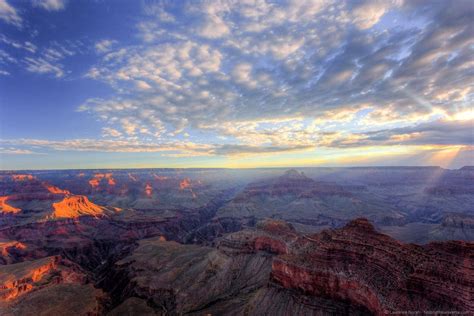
[{"left": 449, "top": 109, "right": 474, "bottom": 121}]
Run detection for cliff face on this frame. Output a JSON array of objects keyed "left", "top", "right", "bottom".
[
  {"left": 234, "top": 169, "right": 351, "bottom": 200},
  {"left": 0, "top": 196, "right": 21, "bottom": 213},
  {"left": 271, "top": 218, "right": 474, "bottom": 315},
  {"left": 0, "top": 256, "right": 106, "bottom": 315},
  {"left": 0, "top": 169, "right": 472, "bottom": 315},
  {"left": 51, "top": 195, "right": 112, "bottom": 219},
  {"left": 108, "top": 218, "right": 473, "bottom": 315},
  {"left": 217, "top": 170, "right": 406, "bottom": 226},
  {"left": 0, "top": 240, "right": 47, "bottom": 265}
]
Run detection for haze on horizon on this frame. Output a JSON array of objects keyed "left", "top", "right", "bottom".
[{"left": 0, "top": 0, "right": 472, "bottom": 170}]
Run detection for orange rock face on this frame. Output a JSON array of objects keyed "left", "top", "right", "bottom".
[
  {"left": 51, "top": 195, "right": 109, "bottom": 219},
  {"left": 0, "top": 196, "right": 21, "bottom": 213},
  {"left": 45, "top": 184, "right": 70, "bottom": 195},
  {"left": 0, "top": 256, "right": 60, "bottom": 300}
]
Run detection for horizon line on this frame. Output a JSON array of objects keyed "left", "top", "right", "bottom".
[{"left": 1, "top": 165, "right": 472, "bottom": 172}]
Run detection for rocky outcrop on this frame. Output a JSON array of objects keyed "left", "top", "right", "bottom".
[
  {"left": 0, "top": 197, "right": 20, "bottom": 214},
  {"left": 107, "top": 218, "right": 473, "bottom": 315},
  {"left": 0, "top": 240, "right": 47, "bottom": 265},
  {"left": 44, "top": 184, "right": 70, "bottom": 195},
  {"left": 235, "top": 170, "right": 351, "bottom": 200},
  {"left": 218, "top": 170, "right": 404, "bottom": 226},
  {"left": 218, "top": 219, "right": 297, "bottom": 255},
  {"left": 271, "top": 218, "right": 474, "bottom": 315},
  {"left": 0, "top": 177, "right": 72, "bottom": 216},
  {"left": 111, "top": 219, "right": 405, "bottom": 315},
  {"left": 111, "top": 236, "right": 275, "bottom": 314},
  {"left": 50, "top": 195, "right": 113, "bottom": 219},
  {"left": 0, "top": 168, "right": 472, "bottom": 315},
  {"left": 3, "top": 283, "right": 106, "bottom": 316},
  {"left": 0, "top": 256, "right": 87, "bottom": 300},
  {"left": 0, "top": 256, "right": 106, "bottom": 315},
  {"left": 441, "top": 212, "right": 474, "bottom": 229}
]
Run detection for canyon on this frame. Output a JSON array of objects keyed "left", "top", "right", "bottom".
[{"left": 0, "top": 167, "right": 472, "bottom": 315}]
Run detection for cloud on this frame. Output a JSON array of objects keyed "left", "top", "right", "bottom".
[
  {"left": 24, "top": 57, "right": 64, "bottom": 77},
  {"left": 0, "top": 35, "right": 37, "bottom": 53},
  {"left": 143, "top": 2, "right": 176, "bottom": 22},
  {"left": 198, "top": 15, "right": 230, "bottom": 38},
  {"left": 232, "top": 63, "right": 257, "bottom": 88},
  {"left": 351, "top": 0, "right": 398, "bottom": 30},
  {"left": 328, "top": 119, "right": 474, "bottom": 148},
  {"left": 95, "top": 39, "right": 117, "bottom": 53},
  {"left": 0, "top": 147, "right": 38, "bottom": 155},
  {"left": 102, "top": 127, "right": 122, "bottom": 138},
  {"left": 2, "top": 0, "right": 472, "bottom": 161},
  {"left": 0, "top": 138, "right": 312, "bottom": 157},
  {"left": 210, "top": 144, "right": 313, "bottom": 156},
  {"left": 32, "top": 0, "right": 67, "bottom": 11},
  {"left": 81, "top": 1, "right": 472, "bottom": 148},
  {"left": 2, "top": 116, "right": 472, "bottom": 159},
  {"left": 0, "top": 0, "right": 21, "bottom": 27},
  {"left": 22, "top": 42, "right": 76, "bottom": 77}
]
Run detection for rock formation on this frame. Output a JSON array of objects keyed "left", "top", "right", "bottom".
[
  {"left": 109, "top": 218, "right": 473, "bottom": 315},
  {"left": 0, "top": 197, "right": 20, "bottom": 214},
  {"left": 0, "top": 256, "right": 106, "bottom": 315},
  {"left": 0, "top": 168, "right": 472, "bottom": 315},
  {"left": 50, "top": 195, "right": 112, "bottom": 219}
]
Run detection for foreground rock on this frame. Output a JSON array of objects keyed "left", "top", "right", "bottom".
[
  {"left": 272, "top": 218, "right": 474, "bottom": 314},
  {"left": 109, "top": 218, "right": 473, "bottom": 315},
  {"left": 0, "top": 256, "right": 106, "bottom": 315}
]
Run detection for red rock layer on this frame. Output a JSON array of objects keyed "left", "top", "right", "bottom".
[
  {"left": 271, "top": 218, "right": 474, "bottom": 314},
  {"left": 218, "top": 219, "right": 298, "bottom": 255}
]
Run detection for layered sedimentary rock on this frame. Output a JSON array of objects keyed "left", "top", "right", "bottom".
[
  {"left": 0, "top": 256, "right": 106, "bottom": 315},
  {"left": 0, "top": 168, "right": 472, "bottom": 315},
  {"left": 271, "top": 218, "right": 474, "bottom": 315},
  {"left": 0, "top": 240, "right": 46, "bottom": 265},
  {"left": 0, "top": 176, "right": 71, "bottom": 216},
  {"left": 0, "top": 197, "right": 20, "bottom": 214},
  {"left": 0, "top": 256, "right": 84, "bottom": 300},
  {"left": 217, "top": 169, "right": 405, "bottom": 226},
  {"left": 110, "top": 218, "right": 473, "bottom": 315},
  {"left": 50, "top": 195, "right": 113, "bottom": 219},
  {"left": 7, "top": 283, "right": 105, "bottom": 316}
]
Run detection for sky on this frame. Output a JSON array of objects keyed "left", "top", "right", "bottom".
[{"left": 0, "top": 0, "right": 473, "bottom": 170}]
